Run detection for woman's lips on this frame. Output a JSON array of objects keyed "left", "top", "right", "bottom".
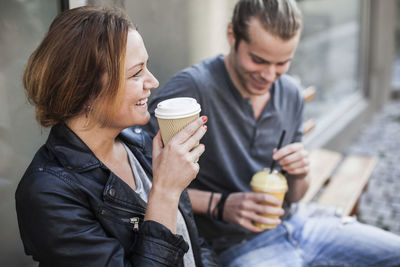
[
  {"left": 136, "top": 97, "right": 148, "bottom": 106},
  {"left": 136, "top": 92, "right": 151, "bottom": 106}
]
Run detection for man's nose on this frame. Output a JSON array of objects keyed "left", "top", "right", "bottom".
[{"left": 260, "top": 64, "right": 276, "bottom": 82}]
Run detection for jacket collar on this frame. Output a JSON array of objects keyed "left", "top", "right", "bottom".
[
  {"left": 46, "top": 123, "right": 153, "bottom": 174},
  {"left": 46, "top": 123, "right": 102, "bottom": 172}
]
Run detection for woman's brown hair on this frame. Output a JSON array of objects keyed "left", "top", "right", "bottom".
[{"left": 23, "top": 6, "right": 135, "bottom": 127}]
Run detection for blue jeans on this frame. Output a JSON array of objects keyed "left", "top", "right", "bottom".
[{"left": 219, "top": 210, "right": 400, "bottom": 267}]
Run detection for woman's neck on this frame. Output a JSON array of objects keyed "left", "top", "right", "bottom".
[
  {"left": 66, "top": 115, "right": 135, "bottom": 190},
  {"left": 66, "top": 115, "right": 120, "bottom": 161}
]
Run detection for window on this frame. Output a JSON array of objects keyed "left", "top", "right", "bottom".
[
  {"left": 0, "top": 1, "right": 59, "bottom": 265},
  {"left": 289, "top": 0, "right": 362, "bottom": 122}
]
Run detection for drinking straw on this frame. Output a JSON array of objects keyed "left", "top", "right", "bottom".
[{"left": 269, "top": 130, "right": 286, "bottom": 173}]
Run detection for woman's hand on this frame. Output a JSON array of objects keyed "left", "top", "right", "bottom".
[
  {"left": 145, "top": 116, "right": 207, "bottom": 232},
  {"left": 152, "top": 116, "right": 207, "bottom": 198}
]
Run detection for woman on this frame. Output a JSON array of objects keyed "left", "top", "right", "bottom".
[{"left": 15, "top": 6, "right": 218, "bottom": 266}]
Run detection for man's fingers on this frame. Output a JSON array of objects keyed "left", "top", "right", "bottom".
[
  {"left": 281, "top": 157, "right": 308, "bottom": 170},
  {"left": 243, "top": 195, "right": 285, "bottom": 216},
  {"left": 240, "top": 220, "right": 264, "bottom": 232},
  {"left": 248, "top": 192, "right": 283, "bottom": 206},
  {"left": 273, "top": 142, "right": 304, "bottom": 160},
  {"left": 285, "top": 165, "right": 309, "bottom": 175},
  {"left": 239, "top": 210, "right": 281, "bottom": 232},
  {"left": 251, "top": 213, "right": 282, "bottom": 227},
  {"left": 279, "top": 149, "right": 308, "bottom": 166},
  {"left": 250, "top": 203, "right": 285, "bottom": 216},
  {"left": 172, "top": 116, "right": 206, "bottom": 144}
]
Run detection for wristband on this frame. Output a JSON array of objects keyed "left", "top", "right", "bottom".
[{"left": 217, "top": 193, "right": 229, "bottom": 221}]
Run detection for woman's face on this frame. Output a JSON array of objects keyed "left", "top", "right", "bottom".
[{"left": 108, "top": 30, "right": 159, "bottom": 129}]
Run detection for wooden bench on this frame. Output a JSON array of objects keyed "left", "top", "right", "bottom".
[
  {"left": 300, "top": 149, "right": 377, "bottom": 216},
  {"left": 302, "top": 86, "right": 317, "bottom": 135},
  {"left": 298, "top": 86, "right": 377, "bottom": 216}
]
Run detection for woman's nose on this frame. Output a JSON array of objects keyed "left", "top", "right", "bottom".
[{"left": 144, "top": 70, "right": 159, "bottom": 90}]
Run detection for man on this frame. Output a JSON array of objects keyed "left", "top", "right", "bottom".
[{"left": 145, "top": 0, "right": 400, "bottom": 266}]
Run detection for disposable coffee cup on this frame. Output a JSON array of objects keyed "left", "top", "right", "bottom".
[
  {"left": 250, "top": 168, "right": 288, "bottom": 229},
  {"left": 155, "top": 97, "right": 201, "bottom": 145}
]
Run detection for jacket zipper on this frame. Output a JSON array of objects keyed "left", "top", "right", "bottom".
[
  {"left": 120, "top": 216, "right": 140, "bottom": 231},
  {"left": 100, "top": 208, "right": 142, "bottom": 231},
  {"left": 129, "top": 217, "right": 139, "bottom": 231}
]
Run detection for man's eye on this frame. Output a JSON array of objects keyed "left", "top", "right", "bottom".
[
  {"left": 252, "top": 57, "right": 264, "bottom": 64},
  {"left": 131, "top": 69, "right": 142, "bottom": 78}
]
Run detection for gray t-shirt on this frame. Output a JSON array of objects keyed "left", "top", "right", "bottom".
[
  {"left": 123, "top": 144, "right": 195, "bottom": 266},
  {"left": 145, "top": 55, "right": 304, "bottom": 253}
]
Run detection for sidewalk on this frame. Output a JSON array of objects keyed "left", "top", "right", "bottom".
[{"left": 347, "top": 99, "right": 400, "bottom": 234}]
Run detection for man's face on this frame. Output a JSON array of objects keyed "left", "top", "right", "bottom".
[{"left": 228, "top": 18, "right": 300, "bottom": 98}]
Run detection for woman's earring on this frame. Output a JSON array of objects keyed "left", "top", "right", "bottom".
[{"left": 85, "top": 105, "right": 91, "bottom": 118}]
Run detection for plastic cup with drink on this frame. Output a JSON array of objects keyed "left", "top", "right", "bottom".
[
  {"left": 250, "top": 130, "right": 287, "bottom": 230},
  {"left": 250, "top": 168, "right": 288, "bottom": 229}
]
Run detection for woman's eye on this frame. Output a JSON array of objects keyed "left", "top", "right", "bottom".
[{"left": 131, "top": 69, "right": 143, "bottom": 78}]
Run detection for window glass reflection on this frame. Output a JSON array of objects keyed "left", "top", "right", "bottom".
[
  {"left": 289, "top": 0, "right": 362, "bottom": 121},
  {"left": 0, "top": 1, "right": 58, "bottom": 265}
]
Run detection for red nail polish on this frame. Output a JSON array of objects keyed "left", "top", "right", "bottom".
[
  {"left": 202, "top": 116, "right": 208, "bottom": 122},
  {"left": 203, "top": 125, "right": 207, "bottom": 130}
]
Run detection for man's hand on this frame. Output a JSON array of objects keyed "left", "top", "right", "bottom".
[
  {"left": 273, "top": 142, "right": 309, "bottom": 176},
  {"left": 222, "top": 192, "right": 285, "bottom": 232}
]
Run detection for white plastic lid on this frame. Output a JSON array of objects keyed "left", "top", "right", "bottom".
[{"left": 155, "top": 97, "right": 201, "bottom": 119}]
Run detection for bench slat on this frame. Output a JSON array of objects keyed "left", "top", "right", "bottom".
[
  {"left": 302, "top": 86, "right": 316, "bottom": 103},
  {"left": 303, "top": 119, "right": 316, "bottom": 136},
  {"left": 300, "top": 149, "right": 342, "bottom": 203},
  {"left": 317, "top": 156, "right": 377, "bottom": 216}
]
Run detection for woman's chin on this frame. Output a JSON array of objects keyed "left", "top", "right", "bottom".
[{"left": 133, "top": 114, "right": 150, "bottom": 126}]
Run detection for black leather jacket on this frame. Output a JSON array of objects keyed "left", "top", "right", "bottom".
[{"left": 15, "top": 123, "right": 219, "bottom": 266}]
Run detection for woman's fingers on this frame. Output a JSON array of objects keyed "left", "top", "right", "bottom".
[
  {"left": 152, "top": 116, "right": 207, "bottom": 193},
  {"left": 171, "top": 116, "right": 207, "bottom": 145},
  {"left": 152, "top": 131, "right": 163, "bottom": 159},
  {"left": 188, "top": 143, "right": 206, "bottom": 163},
  {"left": 183, "top": 125, "right": 207, "bottom": 152}
]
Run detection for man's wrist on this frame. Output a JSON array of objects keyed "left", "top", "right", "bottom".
[
  {"left": 209, "top": 192, "right": 221, "bottom": 218},
  {"left": 287, "top": 172, "right": 308, "bottom": 180},
  {"left": 216, "top": 193, "right": 229, "bottom": 221}
]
